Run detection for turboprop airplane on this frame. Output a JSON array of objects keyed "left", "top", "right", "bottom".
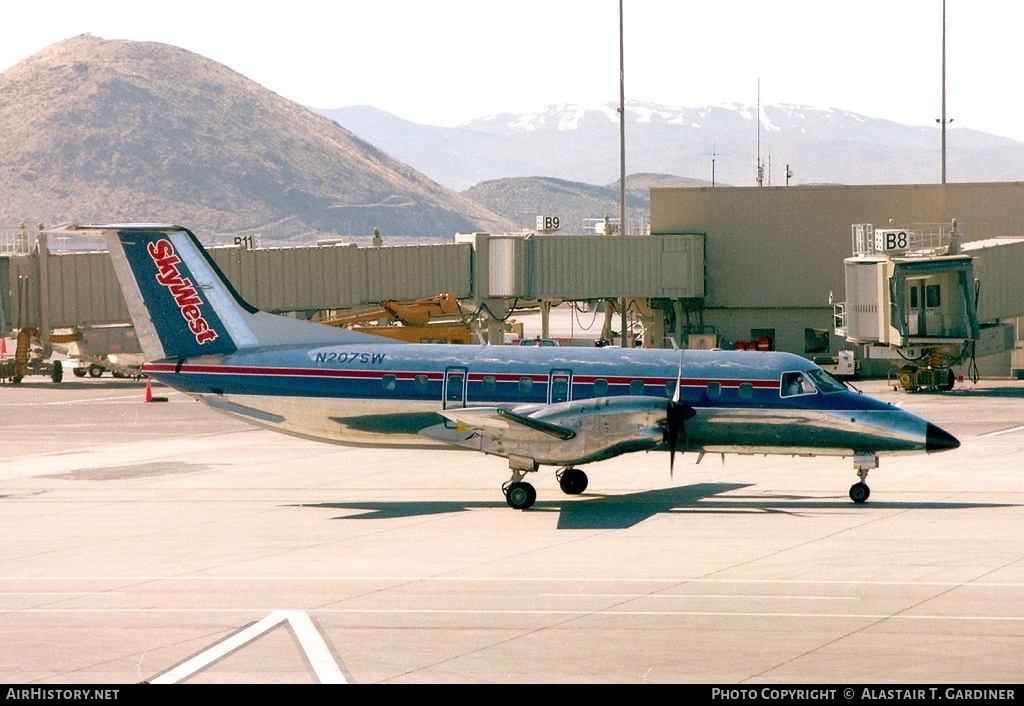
[{"left": 79, "top": 224, "right": 960, "bottom": 509}]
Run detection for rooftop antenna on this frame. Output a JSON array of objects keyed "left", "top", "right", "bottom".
[
  {"left": 702, "top": 143, "right": 729, "bottom": 187},
  {"left": 756, "top": 78, "right": 764, "bottom": 187}
]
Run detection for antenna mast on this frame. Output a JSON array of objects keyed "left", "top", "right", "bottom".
[{"left": 756, "top": 78, "right": 764, "bottom": 187}]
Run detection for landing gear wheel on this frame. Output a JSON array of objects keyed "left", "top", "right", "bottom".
[
  {"left": 556, "top": 467, "right": 588, "bottom": 495},
  {"left": 849, "top": 482, "right": 871, "bottom": 504},
  {"left": 88, "top": 364, "right": 104, "bottom": 378},
  {"left": 50, "top": 360, "right": 63, "bottom": 383},
  {"left": 505, "top": 481, "right": 537, "bottom": 510},
  {"left": 73, "top": 366, "right": 86, "bottom": 378}
]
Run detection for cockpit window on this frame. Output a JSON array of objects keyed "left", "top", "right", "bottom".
[
  {"left": 780, "top": 371, "right": 816, "bottom": 397},
  {"left": 806, "top": 368, "right": 846, "bottom": 394}
]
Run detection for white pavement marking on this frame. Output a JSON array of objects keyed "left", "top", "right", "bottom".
[
  {"left": 149, "top": 610, "right": 345, "bottom": 684},
  {"left": 982, "top": 424, "right": 1024, "bottom": 437}
]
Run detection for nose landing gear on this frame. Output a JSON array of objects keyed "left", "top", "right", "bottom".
[{"left": 850, "top": 453, "right": 877, "bottom": 504}]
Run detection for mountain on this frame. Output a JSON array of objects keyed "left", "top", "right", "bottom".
[
  {"left": 463, "top": 173, "right": 708, "bottom": 234},
  {"left": 321, "top": 102, "right": 1024, "bottom": 191},
  {"left": 0, "top": 36, "right": 512, "bottom": 242}
]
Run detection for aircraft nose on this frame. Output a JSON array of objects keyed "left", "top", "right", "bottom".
[{"left": 926, "top": 423, "right": 960, "bottom": 452}]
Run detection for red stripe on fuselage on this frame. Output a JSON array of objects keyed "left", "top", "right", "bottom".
[{"left": 140, "top": 362, "right": 782, "bottom": 389}]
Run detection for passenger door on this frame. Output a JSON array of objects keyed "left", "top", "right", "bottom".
[
  {"left": 548, "top": 368, "right": 572, "bottom": 404},
  {"left": 443, "top": 366, "right": 468, "bottom": 409}
]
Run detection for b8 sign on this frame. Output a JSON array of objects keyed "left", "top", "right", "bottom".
[{"left": 874, "top": 229, "right": 911, "bottom": 252}]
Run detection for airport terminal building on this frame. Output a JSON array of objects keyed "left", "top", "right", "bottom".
[
  {"left": 649, "top": 181, "right": 1024, "bottom": 376},
  {"left": 4, "top": 181, "right": 1024, "bottom": 379}
]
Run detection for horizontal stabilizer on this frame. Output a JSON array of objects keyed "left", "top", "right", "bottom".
[{"left": 205, "top": 395, "right": 286, "bottom": 424}]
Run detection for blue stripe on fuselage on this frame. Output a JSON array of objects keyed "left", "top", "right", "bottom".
[{"left": 143, "top": 347, "right": 894, "bottom": 413}]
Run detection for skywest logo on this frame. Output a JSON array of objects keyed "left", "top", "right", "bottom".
[{"left": 147, "top": 239, "right": 219, "bottom": 345}]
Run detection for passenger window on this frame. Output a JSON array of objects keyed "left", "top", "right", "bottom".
[
  {"left": 482, "top": 376, "right": 497, "bottom": 395},
  {"left": 665, "top": 380, "right": 677, "bottom": 398},
  {"left": 519, "top": 377, "right": 533, "bottom": 394},
  {"left": 382, "top": 374, "right": 397, "bottom": 391},
  {"left": 630, "top": 379, "right": 645, "bottom": 396},
  {"left": 738, "top": 382, "right": 753, "bottom": 399},
  {"left": 413, "top": 374, "right": 429, "bottom": 392},
  {"left": 781, "top": 371, "right": 815, "bottom": 397},
  {"left": 593, "top": 379, "right": 609, "bottom": 396},
  {"left": 707, "top": 381, "right": 721, "bottom": 399},
  {"left": 552, "top": 378, "right": 568, "bottom": 398}
]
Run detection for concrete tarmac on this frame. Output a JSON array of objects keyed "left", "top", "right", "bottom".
[{"left": 2, "top": 375, "right": 1023, "bottom": 684}]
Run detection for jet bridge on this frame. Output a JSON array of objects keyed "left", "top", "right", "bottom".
[{"left": 834, "top": 222, "right": 1024, "bottom": 390}]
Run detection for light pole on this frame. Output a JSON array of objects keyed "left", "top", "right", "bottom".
[
  {"left": 619, "top": 0, "right": 629, "bottom": 347},
  {"left": 936, "top": 0, "right": 952, "bottom": 184}
]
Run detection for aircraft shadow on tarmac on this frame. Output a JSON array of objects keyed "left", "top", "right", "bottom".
[
  {"left": 11, "top": 380, "right": 149, "bottom": 391},
  {"left": 299, "top": 483, "right": 1019, "bottom": 530},
  {"left": 944, "top": 386, "right": 1024, "bottom": 399}
]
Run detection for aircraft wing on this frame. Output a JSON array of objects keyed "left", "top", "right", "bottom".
[
  {"left": 437, "top": 406, "right": 577, "bottom": 441},
  {"left": 419, "top": 396, "right": 669, "bottom": 467}
]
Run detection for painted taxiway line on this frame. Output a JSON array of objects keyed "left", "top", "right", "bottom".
[
  {"left": 982, "top": 424, "right": 1024, "bottom": 437},
  {"left": 2, "top": 576, "right": 1023, "bottom": 588},
  {"left": 5, "top": 607, "right": 1024, "bottom": 622},
  {"left": 150, "top": 610, "right": 345, "bottom": 684}
]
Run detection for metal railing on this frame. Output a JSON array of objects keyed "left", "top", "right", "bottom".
[{"left": 851, "top": 222, "right": 957, "bottom": 257}]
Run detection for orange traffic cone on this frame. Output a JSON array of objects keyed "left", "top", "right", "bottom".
[{"left": 144, "top": 377, "right": 168, "bottom": 402}]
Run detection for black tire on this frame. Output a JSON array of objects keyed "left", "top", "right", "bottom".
[
  {"left": 849, "top": 482, "right": 870, "bottom": 504},
  {"left": 505, "top": 482, "right": 537, "bottom": 510},
  {"left": 88, "top": 364, "right": 104, "bottom": 378},
  {"left": 51, "top": 360, "right": 63, "bottom": 384},
  {"left": 73, "top": 366, "right": 86, "bottom": 378},
  {"left": 558, "top": 468, "right": 589, "bottom": 495},
  {"left": 938, "top": 368, "right": 956, "bottom": 392}
]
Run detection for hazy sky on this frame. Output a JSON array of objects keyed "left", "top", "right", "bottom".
[{"left": 2, "top": 1, "right": 1020, "bottom": 140}]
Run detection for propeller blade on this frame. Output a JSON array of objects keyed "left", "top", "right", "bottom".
[
  {"left": 666, "top": 347, "right": 692, "bottom": 476},
  {"left": 666, "top": 398, "right": 696, "bottom": 475}
]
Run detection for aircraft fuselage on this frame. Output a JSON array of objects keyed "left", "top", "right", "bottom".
[{"left": 143, "top": 344, "right": 953, "bottom": 465}]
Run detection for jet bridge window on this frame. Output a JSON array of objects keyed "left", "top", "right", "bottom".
[{"left": 781, "top": 371, "right": 816, "bottom": 397}]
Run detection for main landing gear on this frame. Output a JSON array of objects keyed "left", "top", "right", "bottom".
[
  {"left": 556, "top": 467, "right": 588, "bottom": 495},
  {"left": 502, "top": 459, "right": 591, "bottom": 510},
  {"left": 503, "top": 456, "right": 539, "bottom": 510},
  {"left": 849, "top": 453, "right": 877, "bottom": 504}
]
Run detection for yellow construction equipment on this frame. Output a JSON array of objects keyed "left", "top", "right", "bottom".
[{"left": 315, "top": 294, "right": 472, "bottom": 344}]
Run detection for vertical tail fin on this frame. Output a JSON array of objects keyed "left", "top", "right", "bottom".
[
  {"left": 81, "top": 223, "right": 395, "bottom": 362},
  {"left": 85, "top": 225, "right": 256, "bottom": 361}
]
